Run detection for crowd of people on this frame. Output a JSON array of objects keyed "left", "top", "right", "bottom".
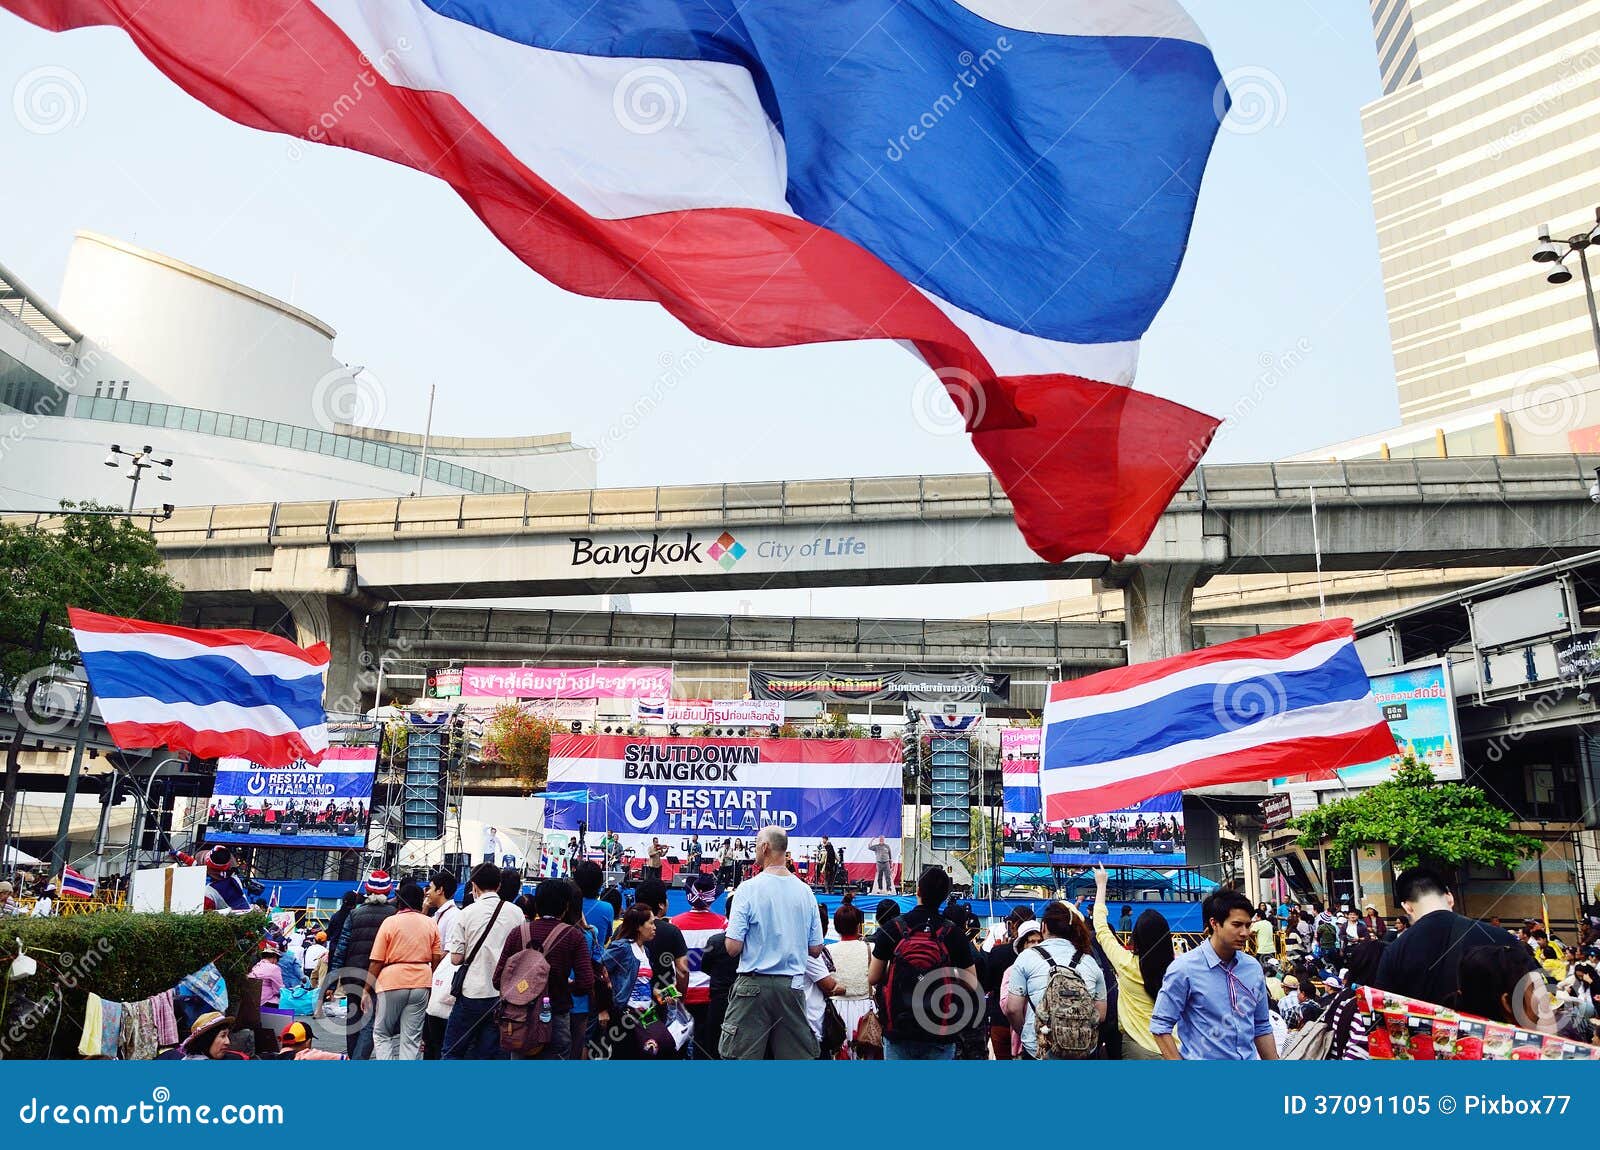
[{"left": 33, "top": 824, "right": 1600, "bottom": 1061}]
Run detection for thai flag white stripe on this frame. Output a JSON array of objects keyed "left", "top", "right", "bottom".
[
  {"left": 1045, "top": 636, "right": 1354, "bottom": 723},
  {"left": 72, "top": 629, "right": 328, "bottom": 681},
  {"left": 318, "top": 0, "right": 790, "bottom": 220},
  {"left": 950, "top": 0, "right": 1208, "bottom": 43},
  {"left": 98, "top": 697, "right": 330, "bottom": 748},
  {"left": 1040, "top": 698, "right": 1385, "bottom": 793},
  {"left": 916, "top": 288, "right": 1141, "bottom": 383}
]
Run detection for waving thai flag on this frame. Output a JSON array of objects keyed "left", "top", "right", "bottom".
[
  {"left": 60, "top": 866, "right": 97, "bottom": 899},
  {"left": 3, "top": 0, "right": 1229, "bottom": 562},
  {"left": 68, "top": 608, "right": 330, "bottom": 767},
  {"left": 1041, "top": 620, "right": 1398, "bottom": 820}
]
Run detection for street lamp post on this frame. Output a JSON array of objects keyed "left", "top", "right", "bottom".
[
  {"left": 1532, "top": 208, "right": 1600, "bottom": 374},
  {"left": 103, "top": 444, "right": 174, "bottom": 511}
]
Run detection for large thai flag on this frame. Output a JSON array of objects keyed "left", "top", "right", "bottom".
[
  {"left": 1041, "top": 620, "right": 1398, "bottom": 820},
  {"left": 68, "top": 608, "right": 331, "bottom": 767},
  {"left": 2, "top": 0, "right": 1228, "bottom": 563}
]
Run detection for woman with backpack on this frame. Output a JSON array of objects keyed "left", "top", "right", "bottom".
[
  {"left": 491, "top": 879, "right": 593, "bottom": 1060},
  {"left": 1004, "top": 901, "right": 1107, "bottom": 1059},
  {"left": 1091, "top": 865, "right": 1175, "bottom": 1060}
]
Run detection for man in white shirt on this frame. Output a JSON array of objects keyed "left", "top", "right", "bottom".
[
  {"left": 481, "top": 826, "right": 501, "bottom": 865},
  {"left": 441, "top": 862, "right": 520, "bottom": 1059},
  {"left": 422, "top": 868, "right": 461, "bottom": 1059}
]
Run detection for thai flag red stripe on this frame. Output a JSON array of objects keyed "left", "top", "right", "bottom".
[
  {"left": 103, "top": 721, "right": 323, "bottom": 770},
  {"left": 1042, "top": 728, "right": 1400, "bottom": 822},
  {"left": 68, "top": 607, "right": 330, "bottom": 666},
  {"left": 0, "top": 0, "right": 1219, "bottom": 564},
  {"left": 1049, "top": 619, "right": 1355, "bottom": 703}
]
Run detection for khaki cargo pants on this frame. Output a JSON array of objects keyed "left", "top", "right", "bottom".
[{"left": 719, "top": 972, "right": 818, "bottom": 1060}]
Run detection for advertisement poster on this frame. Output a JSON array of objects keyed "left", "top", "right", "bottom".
[
  {"left": 462, "top": 665, "right": 673, "bottom": 699},
  {"left": 1276, "top": 660, "right": 1459, "bottom": 792},
  {"left": 749, "top": 665, "right": 1009, "bottom": 703},
  {"left": 205, "top": 745, "right": 377, "bottom": 849},
  {"left": 545, "top": 734, "right": 901, "bottom": 883}
]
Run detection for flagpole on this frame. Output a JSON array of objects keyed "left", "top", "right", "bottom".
[{"left": 50, "top": 683, "right": 94, "bottom": 877}]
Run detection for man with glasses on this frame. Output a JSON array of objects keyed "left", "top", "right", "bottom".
[{"left": 1151, "top": 890, "right": 1278, "bottom": 1060}]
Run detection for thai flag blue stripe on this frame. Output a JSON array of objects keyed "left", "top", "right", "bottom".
[
  {"left": 1042, "top": 644, "right": 1373, "bottom": 772},
  {"left": 418, "top": 0, "right": 1222, "bottom": 343},
  {"left": 78, "top": 648, "right": 327, "bottom": 730}
]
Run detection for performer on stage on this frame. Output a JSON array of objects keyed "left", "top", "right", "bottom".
[{"left": 821, "top": 835, "right": 839, "bottom": 894}]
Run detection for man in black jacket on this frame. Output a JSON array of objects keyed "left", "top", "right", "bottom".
[{"left": 331, "top": 869, "right": 396, "bottom": 1059}]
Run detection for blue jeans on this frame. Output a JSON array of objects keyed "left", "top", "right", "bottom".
[
  {"left": 884, "top": 1037, "right": 956, "bottom": 1060},
  {"left": 442, "top": 995, "right": 503, "bottom": 1060}
]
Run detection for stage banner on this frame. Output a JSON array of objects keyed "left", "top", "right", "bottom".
[
  {"left": 1002, "top": 728, "right": 1186, "bottom": 865},
  {"left": 206, "top": 745, "right": 377, "bottom": 850},
  {"left": 1001, "top": 728, "right": 1042, "bottom": 817},
  {"left": 634, "top": 699, "right": 786, "bottom": 726},
  {"left": 546, "top": 734, "right": 901, "bottom": 882},
  {"left": 748, "top": 666, "right": 1009, "bottom": 703},
  {"left": 462, "top": 665, "right": 672, "bottom": 699},
  {"left": 1274, "top": 660, "right": 1460, "bottom": 793}
]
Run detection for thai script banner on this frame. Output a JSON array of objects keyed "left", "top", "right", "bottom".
[
  {"left": 633, "top": 699, "right": 786, "bottom": 726},
  {"left": 748, "top": 666, "right": 1009, "bottom": 703},
  {"left": 462, "top": 665, "right": 673, "bottom": 699}
]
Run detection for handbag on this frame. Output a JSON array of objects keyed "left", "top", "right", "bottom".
[
  {"left": 451, "top": 897, "right": 507, "bottom": 999},
  {"left": 821, "top": 997, "right": 848, "bottom": 1056},
  {"left": 852, "top": 1010, "right": 884, "bottom": 1059}
]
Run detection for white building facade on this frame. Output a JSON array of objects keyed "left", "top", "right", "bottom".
[{"left": 1, "top": 232, "right": 595, "bottom": 510}]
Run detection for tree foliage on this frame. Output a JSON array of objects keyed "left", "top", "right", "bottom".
[
  {"left": 483, "top": 703, "right": 559, "bottom": 791},
  {"left": 1289, "top": 754, "right": 1542, "bottom": 871},
  {"left": 0, "top": 501, "right": 183, "bottom": 682},
  {"left": 0, "top": 503, "right": 183, "bottom": 847}
]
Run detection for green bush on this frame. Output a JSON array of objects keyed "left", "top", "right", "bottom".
[{"left": 1, "top": 911, "right": 267, "bottom": 1060}]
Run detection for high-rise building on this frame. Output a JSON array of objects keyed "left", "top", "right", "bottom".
[{"left": 1362, "top": 0, "right": 1600, "bottom": 454}]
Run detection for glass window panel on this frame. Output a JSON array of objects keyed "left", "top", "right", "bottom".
[
  {"left": 198, "top": 410, "right": 217, "bottom": 434},
  {"left": 181, "top": 408, "right": 200, "bottom": 431}
]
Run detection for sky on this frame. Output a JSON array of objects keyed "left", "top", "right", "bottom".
[{"left": 0, "top": 2, "right": 1397, "bottom": 621}]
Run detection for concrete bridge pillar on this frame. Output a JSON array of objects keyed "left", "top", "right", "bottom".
[
  {"left": 1103, "top": 562, "right": 1212, "bottom": 664},
  {"left": 249, "top": 546, "right": 385, "bottom": 714}
]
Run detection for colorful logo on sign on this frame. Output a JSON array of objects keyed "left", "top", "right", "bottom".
[{"left": 708, "top": 531, "right": 747, "bottom": 571}]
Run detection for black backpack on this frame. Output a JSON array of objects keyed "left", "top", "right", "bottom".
[{"left": 882, "top": 916, "right": 959, "bottom": 1042}]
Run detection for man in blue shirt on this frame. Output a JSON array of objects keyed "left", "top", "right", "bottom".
[
  {"left": 721, "top": 825, "right": 825, "bottom": 1059},
  {"left": 1151, "top": 889, "right": 1278, "bottom": 1061}
]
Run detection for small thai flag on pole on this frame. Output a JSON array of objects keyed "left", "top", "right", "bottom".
[{"left": 61, "top": 866, "right": 97, "bottom": 899}]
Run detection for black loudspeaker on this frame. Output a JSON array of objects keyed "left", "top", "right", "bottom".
[
  {"left": 1087, "top": 842, "right": 1109, "bottom": 855},
  {"left": 1152, "top": 840, "right": 1175, "bottom": 854},
  {"left": 671, "top": 872, "right": 690, "bottom": 890},
  {"left": 444, "top": 853, "right": 472, "bottom": 885}
]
